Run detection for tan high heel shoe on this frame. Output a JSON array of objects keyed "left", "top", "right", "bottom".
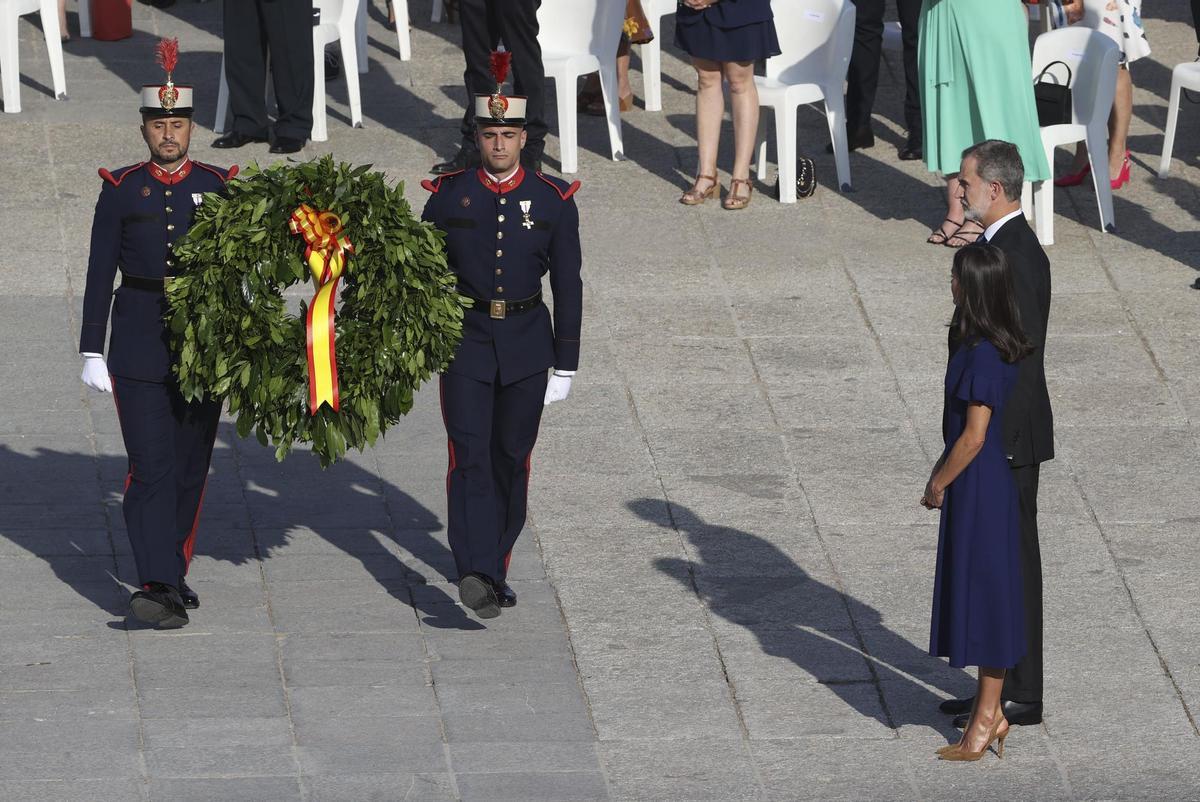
[
  {"left": 723, "top": 177, "right": 753, "bottom": 210},
  {"left": 680, "top": 174, "right": 717, "bottom": 205},
  {"left": 938, "top": 717, "right": 1009, "bottom": 761}
]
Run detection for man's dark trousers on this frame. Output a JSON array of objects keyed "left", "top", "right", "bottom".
[
  {"left": 222, "top": 0, "right": 315, "bottom": 141},
  {"left": 1006, "top": 463, "right": 1043, "bottom": 702},
  {"left": 440, "top": 369, "right": 547, "bottom": 583},
  {"left": 112, "top": 377, "right": 221, "bottom": 588},
  {"left": 457, "top": 0, "right": 547, "bottom": 163},
  {"left": 846, "top": 0, "right": 922, "bottom": 140}
]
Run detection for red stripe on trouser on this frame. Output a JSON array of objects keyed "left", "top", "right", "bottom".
[
  {"left": 503, "top": 444, "right": 536, "bottom": 576},
  {"left": 112, "top": 380, "right": 135, "bottom": 494},
  {"left": 181, "top": 478, "right": 208, "bottom": 573}
]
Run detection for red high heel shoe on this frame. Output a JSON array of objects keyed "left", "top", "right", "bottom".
[
  {"left": 1054, "top": 162, "right": 1091, "bottom": 187},
  {"left": 1111, "top": 151, "right": 1131, "bottom": 190}
]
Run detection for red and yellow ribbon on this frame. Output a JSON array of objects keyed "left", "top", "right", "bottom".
[{"left": 289, "top": 204, "right": 354, "bottom": 414}]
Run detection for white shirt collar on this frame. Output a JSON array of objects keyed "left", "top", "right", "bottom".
[
  {"left": 483, "top": 165, "right": 520, "bottom": 184},
  {"left": 982, "top": 208, "right": 1024, "bottom": 243}
]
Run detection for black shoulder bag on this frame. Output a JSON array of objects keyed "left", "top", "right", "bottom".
[{"left": 1033, "top": 60, "right": 1073, "bottom": 127}]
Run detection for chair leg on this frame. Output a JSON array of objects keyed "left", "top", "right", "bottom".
[
  {"left": 1021, "top": 180, "right": 1033, "bottom": 222},
  {"left": 355, "top": 0, "right": 369, "bottom": 73},
  {"left": 642, "top": 35, "right": 662, "bottom": 112},
  {"left": 1085, "top": 124, "right": 1115, "bottom": 233},
  {"left": 776, "top": 104, "right": 797, "bottom": 204},
  {"left": 552, "top": 74, "right": 578, "bottom": 174},
  {"left": 596, "top": 63, "right": 624, "bottom": 162},
  {"left": 215, "top": 56, "right": 230, "bottom": 134},
  {"left": 1, "top": 15, "right": 20, "bottom": 113},
  {"left": 1033, "top": 138, "right": 1054, "bottom": 245},
  {"left": 341, "top": 31, "right": 363, "bottom": 128},
  {"left": 40, "top": 0, "right": 67, "bottom": 99},
  {"left": 78, "top": 0, "right": 91, "bottom": 38},
  {"left": 395, "top": 0, "right": 411, "bottom": 61},
  {"left": 1159, "top": 70, "right": 1183, "bottom": 178},
  {"left": 755, "top": 106, "right": 769, "bottom": 182},
  {"left": 824, "top": 90, "right": 851, "bottom": 192},
  {"left": 311, "top": 37, "right": 328, "bottom": 142}
]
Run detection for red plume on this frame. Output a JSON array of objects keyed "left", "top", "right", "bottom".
[
  {"left": 488, "top": 50, "right": 512, "bottom": 86},
  {"left": 155, "top": 37, "right": 179, "bottom": 77}
]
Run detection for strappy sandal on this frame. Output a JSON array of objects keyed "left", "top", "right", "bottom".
[
  {"left": 723, "top": 177, "right": 753, "bottom": 210},
  {"left": 680, "top": 174, "right": 717, "bottom": 206},
  {"left": 944, "top": 220, "right": 985, "bottom": 248},
  {"left": 927, "top": 217, "right": 959, "bottom": 245}
]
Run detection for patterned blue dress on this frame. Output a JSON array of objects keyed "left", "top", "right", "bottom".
[{"left": 929, "top": 338, "right": 1026, "bottom": 669}]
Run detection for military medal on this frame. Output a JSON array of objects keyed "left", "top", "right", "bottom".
[{"left": 520, "top": 200, "right": 533, "bottom": 230}]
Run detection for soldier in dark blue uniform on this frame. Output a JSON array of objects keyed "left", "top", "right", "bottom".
[
  {"left": 421, "top": 57, "right": 582, "bottom": 620},
  {"left": 79, "top": 41, "right": 236, "bottom": 629}
]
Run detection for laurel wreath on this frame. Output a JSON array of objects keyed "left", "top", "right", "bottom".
[{"left": 166, "top": 156, "right": 466, "bottom": 466}]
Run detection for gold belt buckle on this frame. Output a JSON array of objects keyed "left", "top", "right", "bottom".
[{"left": 489, "top": 300, "right": 506, "bottom": 320}]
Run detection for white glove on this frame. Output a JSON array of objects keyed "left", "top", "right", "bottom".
[
  {"left": 80, "top": 353, "right": 112, "bottom": 393},
  {"left": 544, "top": 371, "right": 574, "bottom": 406}
]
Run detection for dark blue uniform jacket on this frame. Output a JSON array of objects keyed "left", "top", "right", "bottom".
[
  {"left": 421, "top": 167, "right": 583, "bottom": 386},
  {"left": 79, "top": 160, "right": 236, "bottom": 383}
]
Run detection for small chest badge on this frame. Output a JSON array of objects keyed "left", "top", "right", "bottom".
[
  {"left": 141, "top": 186, "right": 152, "bottom": 198},
  {"left": 520, "top": 200, "right": 534, "bottom": 230},
  {"left": 461, "top": 196, "right": 471, "bottom": 208},
  {"left": 192, "top": 193, "right": 204, "bottom": 206}
]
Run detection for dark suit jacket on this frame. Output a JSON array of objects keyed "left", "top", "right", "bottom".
[
  {"left": 676, "top": 0, "right": 774, "bottom": 29},
  {"left": 948, "top": 214, "right": 1054, "bottom": 467}
]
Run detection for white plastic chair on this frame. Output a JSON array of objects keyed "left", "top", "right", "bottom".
[
  {"left": 639, "top": 0, "right": 675, "bottom": 112},
  {"left": 355, "top": 0, "right": 409, "bottom": 67},
  {"left": 1158, "top": 61, "right": 1200, "bottom": 178},
  {"left": 537, "top": 0, "right": 626, "bottom": 174},
  {"left": 1, "top": 0, "right": 67, "bottom": 113},
  {"left": 754, "top": 0, "right": 855, "bottom": 203},
  {"left": 1029, "top": 27, "right": 1119, "bottom": 245},
  {"left": 215, "top": 0, "right": 362, "bottom": 142}
]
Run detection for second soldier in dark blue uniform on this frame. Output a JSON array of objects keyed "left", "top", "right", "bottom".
[
  {"left": 78, "top": 40, "right": 236, "bottom": 629},
  {"left": 421, "top": 55, "right": 582, "bottom": 620}
]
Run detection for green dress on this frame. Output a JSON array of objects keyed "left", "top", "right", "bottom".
[{"left": 918, "top": 0, "right": 1050, "bottom": 181}]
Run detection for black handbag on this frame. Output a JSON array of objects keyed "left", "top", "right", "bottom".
[{"left": 1033, "top": 61, "right": 1073, "bottom": 126}]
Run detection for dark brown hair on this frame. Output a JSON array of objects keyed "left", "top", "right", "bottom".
[{"left": 951, "top": 244, "right": 1034, "bottom": 364}]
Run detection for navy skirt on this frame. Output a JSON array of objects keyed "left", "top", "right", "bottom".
[{"left": 674, "top": 16, "right": 781, "bottom": 63}]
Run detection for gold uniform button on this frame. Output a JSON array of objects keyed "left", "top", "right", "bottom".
[
  {"left": 500, "top": 198, "right": 507, "bottom": 205},
  {"left": 495, "top": 268, "right": 502, "bottom": 275},
  {"left": 165, "top": 206, "right": 173, "bottom": 213},
  {"left": 164, "top": 190, "right": 172, "bottom": 197},
  {"left": 497, "top": 231, "right": 504, "bottom": 239},
  {"left": 166, "top": 224, "right": 175, "bottom": 231},
  {"left": 496, "top": 249, "right": 503, "bottom": 257},
  {"left": 166, "top": 259, "right": 174, "bottom": 267},
  {"left": 498, "top": 215, "right": 505, "bottom": 222},
  {"left": 497, "top": 286, "right": 504, "bottom": 293}
]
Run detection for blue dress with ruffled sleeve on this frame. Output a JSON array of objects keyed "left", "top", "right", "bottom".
[{"left": 929, "top": 338, "right": 1026, "bottom": 669}]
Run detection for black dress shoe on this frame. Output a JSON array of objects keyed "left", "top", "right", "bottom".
[
  {"left": 492, "top": 580, "right": 517, "bottom": 608},
  {"left": 458, "top": 573, "right": 501, "bottom": 619},
  {"left": 827, "top": 127, "right": 874, "bottom": 154},
  {"left": 270, "top": 137, "right": 306, "bottom": 155},
  {"left": 939, "top": 696, "right": 974, "bottom": 715},
  {"left": 129, "top": 583, "right": 189, "bottom": 629},
  {"left": 897, "top": 137, "right": 923, "bottom": 161},
  {"left": 431, "top": 148, "right": 479, "bottom": 175},
  {"left": 178, "top": 578, "right": 199, "bottom": 610},
  {"left": 212, "top": 131, "right": 268, "bottom": 149},
  {"left": 953, "top": 700, "right": 1043, "bottom": 729}
]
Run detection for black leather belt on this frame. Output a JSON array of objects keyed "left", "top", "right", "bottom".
[
  {"left": 461, "top": 290, "right": 542, "bottom": 320},
  {"left": 120, "top": 273, "right": 168, "bottom": 292}
]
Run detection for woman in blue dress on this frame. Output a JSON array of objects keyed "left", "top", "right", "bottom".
[
  {"left": 922, "top": 244, "right": 1033, "bottom": 762},
  {"left": 676, "top": 0, "right": 780, "bottom": 210}
]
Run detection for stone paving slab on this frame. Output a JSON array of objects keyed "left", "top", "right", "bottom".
[{"left": 2, "top": 1, "right": 1199, "bottom": 800}]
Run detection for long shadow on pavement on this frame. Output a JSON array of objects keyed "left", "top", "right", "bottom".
[{"left": 632, "top": 497, "right": 971, "bottom": 737}]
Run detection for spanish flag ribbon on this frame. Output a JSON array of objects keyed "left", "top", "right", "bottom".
[{"left": 289, "top": 204, "right": 354, "bottom": 414}]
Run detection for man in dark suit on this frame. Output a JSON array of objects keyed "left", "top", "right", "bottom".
[
  {"left": 421, "top": 67, "right": 581, "bottom": 620},
  {"left": 431, "top": 0, "right": 547, "bottom": 174},
  {"left": 80, "top": 42, "right": 236, "bottom": 628},
  {"left": 839, "top": 0, "right": 922, "bottom": 159},
  {"left": 213, "top": 0, "right": 314, "bottom": 154},
  {"left": 939, "top": 139, "right": 1054, "bottom": 727}
]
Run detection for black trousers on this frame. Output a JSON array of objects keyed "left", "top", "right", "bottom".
[
  {"left": 112, "top": 377, "right": 221, "bottom": 588},
  {"left": 440, "top": 369, "right": 547, "bottom": 583},
  {"left": 222, "top": 0, "right": 315, "bottom": 140},
  {"left": 1193, "top": 0, "right": 1200, "bottom": 44},
  {"left": 1004, "top": 463, "right": 1043, "bottom": 702},
  {"left": 457, "top": 0, "right": 547, "bottom": 162},
  {"left": 845, "top": 0, "right": 922, "bottom": 139}
]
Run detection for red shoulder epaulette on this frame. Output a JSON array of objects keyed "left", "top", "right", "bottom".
[
  {"left": 421, "top": 169, "right": 465, "bottom": 194},
  {"left": 194, "top": 162, "right": 238, "bottom": 183},
  {"left": 535, "top": 171, "right": 581, "bottom": 201},
  {"left": 98, "top": 163, "right": 146, "bottom": 187}
]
